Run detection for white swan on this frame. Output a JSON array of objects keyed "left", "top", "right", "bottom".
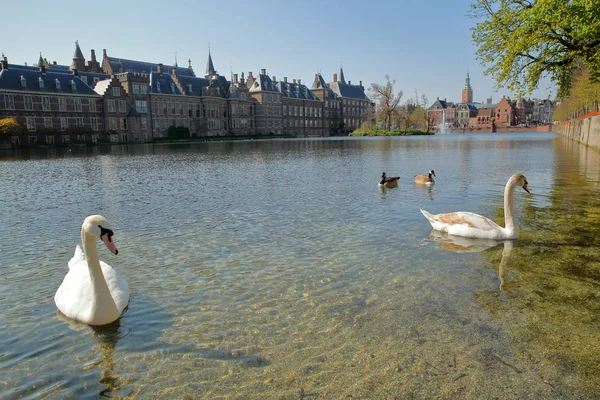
[
  {"left": 54, "top": 215, "right": 129, "bottom": 326},
  {"left": 420, "top": 173, "right": 530, "bottom": 239}
]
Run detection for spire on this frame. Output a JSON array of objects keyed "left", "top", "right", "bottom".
[
  {"left": 464, "top": 72, "right": 471, "bottom": 89},
  {"left": 38, "top": 52, "right": 44, "bottom": 67},
  {"left": 205, "top": 47, "right": 216, "bottom": 77},
  {"left": 73, "top": 40, "right": 84, "bottom": 59},
  {"left": 175, "top": 52, "right": 178, "bottom": 68},
  {"left": 339, "top": 66, "right": 346, "bottom": 84}
]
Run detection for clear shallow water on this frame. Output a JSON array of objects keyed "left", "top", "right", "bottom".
[{"left": 0, "top": 133, "right": 598, "bottom": 399}]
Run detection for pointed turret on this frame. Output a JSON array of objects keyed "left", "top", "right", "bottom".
[
  {"left": 339, "top": 67, "right": 346, "bottom": 84},
  {"left": 71, "top": 40, "right": 86, "bottom": 72},
  {"left": 205, "top": 49, "right": 216, "bottom": 77},
  {"left": 38, "top": 52, "right": 44, "bottom": 67}
]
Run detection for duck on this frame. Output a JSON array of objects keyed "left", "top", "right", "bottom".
[
  {"left": 379, "top": 172, "right": 400, "bottom": 188},
  {"left": 54, "top": 215, "right": 130, "bottom": 326},
  {"left": 415, "top": 170, "right": 436, "bottom": 185},
  {"left": 420, "top": 173, "right": 530, "bottom": 239}
]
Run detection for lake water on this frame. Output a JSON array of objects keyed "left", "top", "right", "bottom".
[{"left": 0, "top": 133, "right": 599, "bottom": 399}]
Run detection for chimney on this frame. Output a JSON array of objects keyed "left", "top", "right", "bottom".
[
  {"left": 91, "top": 49, "right": 97, "bottom": 62},
  {"left": 39, "top": 64, "right": 46, "bottom": 74},
  {"left": 293, "top": 79, "right": 297, "bottom": 84},
  {"left": 272, "top": 76, "right": 276, "bottom": 82},
  {"left": 260, "top": 68, "right": 266, "bottom": 75},
  {"left": 1, "top": 56, "right": 8, "bottom": 70},
  {"left": 53, "top": 61, "right": 57, "bottom": 65},
  {"left": 72, "top": 68, "right": 78, "bottom": 76},
  {"left": 298, "top": 79, "right": 301, "bottom": 85},
  {"left": 359, "top": 80, "right": 362, "bottom": 87},
  {"left": 171, "top": 66, "right": 177, "bottom": 77},
  {"left": 333, "top": 73, "right": 337, "bottom": 82},
  {"left": 348, "top": 80, "right": 351, "bottom": 85},
  {"left": 233, "top": 73, "right": 238, "bottom": 84},
  {"left": 284, "top": 77, "right": 287, "bottom": 82},
  {"left": 103, "top": 49, "right": 107, "bottom": 58},
  {"left": 157, "top": 63, "right": 163, "bottom": 74}
]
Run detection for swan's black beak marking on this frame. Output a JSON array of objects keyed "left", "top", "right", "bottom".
[
  {"left": 98, "top": 225, "right": 114, "bottom": 242},
  {"left": 523, "top": 181, "right": 530, "bottom": 194}
]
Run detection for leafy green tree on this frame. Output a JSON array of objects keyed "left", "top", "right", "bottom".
[
  {"left": 368, "top": 75, "right": 403, "bottom": 131},
  {"left": 0, "top": 118, "right": 26, "bottom": 140},
  {"left": 470, "top": 0, "right": 600, "bottom": 98}
]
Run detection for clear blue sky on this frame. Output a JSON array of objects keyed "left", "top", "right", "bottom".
[{"left": 1, "top": 0, "right": 555, "bottom": 106}]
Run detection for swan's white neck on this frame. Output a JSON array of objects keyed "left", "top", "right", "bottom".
[
  {"left": 82, "top": 229, "right": 118, "bottom": 323},
  {"left": 503, "top": 177, "right": 518, "bottom": 237}
]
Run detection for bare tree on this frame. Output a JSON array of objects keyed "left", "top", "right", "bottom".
[{"left": 368, "top": 75, "right": 403, "bottom": 131}]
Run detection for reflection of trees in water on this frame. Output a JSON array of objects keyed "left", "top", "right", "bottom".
[{"left": 474, "top": 155, "right": 600, "bottom": 396}]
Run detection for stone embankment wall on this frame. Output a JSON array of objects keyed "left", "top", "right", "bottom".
[{"left": 553, "top": 114, "right": 600, "bottom": 150}]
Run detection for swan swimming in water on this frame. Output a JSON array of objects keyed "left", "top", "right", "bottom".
[
  {"left": 420, "top": 173, "right": 530, "bottom": 240},
  {"left": 54, "top": 215, "right": 129, "bottom": 326},
  {"left": 379, "top": 172, "right": 400, "bottom": 188},
  {"left": 415, "top": 170, "right": 436, "bottom": 185}
]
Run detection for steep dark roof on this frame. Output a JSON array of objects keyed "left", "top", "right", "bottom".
[
  {"left": 176, "top": 75, "right": 210, "bottom": 96},
  {"left": 311, "top": 73, "right": 328, "bottom": 89},
  {"left": 205, "top": 52, "right": 216, "bottom": 76},
  {"left": 339, "top": 67, "right": 346, "bottom": 84},
  {"left": 149, "top": 72, "right": 183, "bottom": 95},
  {"left": 106, "top": 56, "right": 194, "bottom": 77},
  {"left": 0, "top": 66, "right": 99, "bottom": 96},
  {"left": 249, "top": 74, "right": 279, "bottom": 93},
  {"left": 327, "top": 81, "right": 367, "bottom": 99},
  {"left": 276, "top": 80, "right": 319, "bottom": 100},
  {"left": 73, "top": 41, "right": 84, "bottom": 59}
]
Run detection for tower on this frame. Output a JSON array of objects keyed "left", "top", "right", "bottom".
[
  {"left": 462, "top": 72, "right": 473, "bottom": 103},
  {"left": 205, "top": 48, "right": 217, "bottom": 78},
  {"left": 71, "top": 40, "right": 86, "bottom": 72}
]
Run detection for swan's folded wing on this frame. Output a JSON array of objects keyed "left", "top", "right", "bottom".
[
  {"left": 68, "top": 245, "right": 85, "bottom": 270},
  {"left": 439, "top": 212, "right": 503, "bottom": 231}
]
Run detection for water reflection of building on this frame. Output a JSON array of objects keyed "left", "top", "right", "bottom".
[{"left": 0, "top": 42, "right": 372, "bottom": 146}]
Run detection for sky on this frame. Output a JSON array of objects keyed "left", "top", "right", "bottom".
[{"left": 1, "top": 0, "right": 556, "bottom": 106}]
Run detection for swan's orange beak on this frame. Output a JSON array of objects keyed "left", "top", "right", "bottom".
[{"left": 101, "top": 235, "right": 119, "bottom": 255}]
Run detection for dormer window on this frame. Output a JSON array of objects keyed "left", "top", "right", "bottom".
[
  {"left": 70, "top": 80, "right": 77, "bottom": 92},
  {"left": 188, "top": 83, "right": 193, "bottom": 93},
  {"left": 155, "top": 81, "right": 161, "bottom": 92},
  {"left": 170, "top": 83, "right": 175, "bottom": 93},
  {"left": 20, "top": 75, "right": 27, "bottom": 89},
  {"left": 55, "top": 79, "right": 61, "bottom": 90},
  {"left": 38, "top": 77, "right": 45, "bottom": 89}
]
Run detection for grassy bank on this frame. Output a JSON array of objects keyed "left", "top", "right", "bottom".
[{"left": 350, "top": 129, "right": 434, "bottom": 136}]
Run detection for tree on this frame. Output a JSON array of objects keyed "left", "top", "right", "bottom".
[
  {"left": 0, "top": 118, "right": 26, "bottom": 141},
  {"left": 470, "top": 0, "right": 600, "bottom": 98},
  {"left": 368, "top": 75, "right": 403, "bottom": 131}
]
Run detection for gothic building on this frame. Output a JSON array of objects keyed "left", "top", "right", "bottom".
[{"left": 0, "top": 41, "right": 372, "bottom": 145}]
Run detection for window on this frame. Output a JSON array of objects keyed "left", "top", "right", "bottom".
[
  {"left": 44, "top": 117, "right": 52, "bottom": 128},
  {"left": 20, "top": 75, "right": 27, "bottom": 89},
  {"left": 76, "top": 117, "right": 84, "bottom": 126},
  {"left": 170, "top": 83, "right": 175, "bottom": 93},
  {"left": 60, "top": 117, "right": 68, "bottom": 131},
  {"left": 119, "top": 100, "right": 127, "bottom": 112},
  {"left": 74, "top": 98, "right": 82, "bottom": 112},
  {"left": 26, "top": 117, "right": 36, "bottom": 131},
  {"left": 109, "top": 117, "right": 117, "bottom": 131},
  {"left": 3, "top": 94, "right": 15, "bottom": 109},
  {"left": 92, "top": 118, "right": 99, "bottom": 131},
  {"left": 155, "top": 81, "right": 161, "bottom": 92},
  {"left": 136, "top": 100, "right": 148, "bottom": 113},
  {"left": 89, "top": 99, "right": 96, "bottom": 112},
  {"left": 55, "top": 79, "right": 61, "bottom": 90},
  {"left": 113, "top": 87, "right": 120, "bottom": 97},
  {"left": 140, "top": 85, "right": 148, "bottom": 95},
  {"left": 42, "top": 96, "right": 51, "bottom": 111},
  {"left": 38, "top": 77, "right": 45, "bottom": 89},
  {"left": 92, "top": 134, "right": 99, "bottom": 143},
  {"left": 141, "top": 117, "right": 147, "bottom": 131},
  {"left": 24, "top": 96, "right": 33, "bottom": 110},
  {"left": 133, "top": 84, "right": 140, "bottom": 95},
  {"left": 62, "top": 135, "right": 69, "bottom": 143},
  {"left": 120, "top": 118, "right": 127, "bottom": 130},
  {"left": 108, "top": 99, "right": 116, "bottom": 113},
  {"left": 70, "top": 80, "right": 77, "bottom": 92},
  {"left": 58, "top": 97, "right": 66, "bottom": 111}
]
